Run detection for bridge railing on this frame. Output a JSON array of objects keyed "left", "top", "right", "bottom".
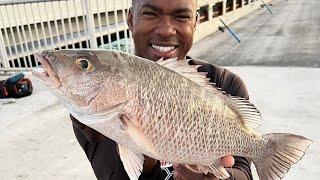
[
  {"left": 0, "top": 0, "right": 133, "bottom": 72},
  {"left": 0, "top": 0, "right": 265, "bottom": 73}
]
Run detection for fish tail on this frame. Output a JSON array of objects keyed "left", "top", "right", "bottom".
[{"left": 252, "top": 133, "right": 312, "bottom": 180}]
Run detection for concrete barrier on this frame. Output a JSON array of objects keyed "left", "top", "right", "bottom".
[{"left": 194, "top": 0, "right": 274, "bottom": 42}]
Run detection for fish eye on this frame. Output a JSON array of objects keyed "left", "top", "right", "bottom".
[
  {"left": 76, "top": 58, "right": 92, "bottom": 71},
  {"left": 80, "top": 59, "right": 89, "bottom": 69}
]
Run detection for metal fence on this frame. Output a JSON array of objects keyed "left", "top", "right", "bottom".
[
  {"left": 0, "top": 0, "right": 263, "bottom": 72},
  {"left": 0, "top": 0, "right": 133, "bottom": 72}
]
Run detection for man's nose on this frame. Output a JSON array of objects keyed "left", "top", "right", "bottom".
[{"left": 155, "top": 16, "right": 176, "bottom": 38}]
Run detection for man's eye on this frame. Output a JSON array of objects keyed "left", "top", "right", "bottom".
[
  {"left": 142, "top": 11, "right": 157, "bottom": 17},
  {"left": 175, "top": 15, "right": 191, "bottom": 21}
]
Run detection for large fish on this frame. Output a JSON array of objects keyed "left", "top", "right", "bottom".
[{"left": 33, "top": 49, "right": 312, "bottom": 180}]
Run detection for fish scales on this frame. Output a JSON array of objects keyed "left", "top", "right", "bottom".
[
  {"left": 33, "top": 50, "right": 312, "bottom": 180},
  {"left": 122, "top": 52, "right": 263, "bottom": 163}
]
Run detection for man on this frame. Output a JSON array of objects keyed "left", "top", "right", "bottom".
[{"left": 71, "top": 0, "right": 252, "bottom": 179}]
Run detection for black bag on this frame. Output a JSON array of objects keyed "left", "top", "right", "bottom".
[
  {"left": 1, "top": 73, "right": 33, "bottom": 98},
  {"left": 0, "top": 80, "right": 8, "bottom": 98}
]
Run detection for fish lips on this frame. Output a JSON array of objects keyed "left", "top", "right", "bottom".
[{"left": 32, "top": 52, "right": 61, "bottom": 89}]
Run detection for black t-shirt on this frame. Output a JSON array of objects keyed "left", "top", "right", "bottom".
[{"left": 71, "top": 59, "right": 253, "bottom": 180}]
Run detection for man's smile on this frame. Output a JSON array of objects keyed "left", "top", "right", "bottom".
[
  {"left": 149, "top": 43, "right": 179, "bottom": 59},
  {"left": 151, "top": 44, "right": 177, "bottom": 53}
]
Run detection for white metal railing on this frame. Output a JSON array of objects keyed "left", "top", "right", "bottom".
[
  {"left": 0, "top": 0, "right": 133, "bottom": 72},
  {"left": 0, "top": 0, "right": 264, "bottom": 72}
]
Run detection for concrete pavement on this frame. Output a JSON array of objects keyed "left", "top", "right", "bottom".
[
  {"left": 0, "top": 74, "right": 96, "bottom": 180},
  {"left": 190, "top": 0, "right": 320, "bottom": 67}
]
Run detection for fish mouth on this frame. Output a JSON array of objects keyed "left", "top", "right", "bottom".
[{"left": 32, "top": 52, "right": 61, "bottom": 89}]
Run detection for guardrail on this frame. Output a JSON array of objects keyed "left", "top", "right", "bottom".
[
  {"left": 0, "top": 0, "right": 132, "bottom": 72},
  {"left": 0, "top": 0, "right": 267, "bottom": 73}
]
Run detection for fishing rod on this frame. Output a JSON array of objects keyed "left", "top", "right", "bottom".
[
  {"left": 260, "top": 0, "right": 273, "bottom": 14},
  {"left": 218, "top": 18, "right": 241, "bottom": 43}
]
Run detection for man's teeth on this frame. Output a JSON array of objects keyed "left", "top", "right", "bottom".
[{"left": 152, "top": 44, "right": 175, "bottom": 52}]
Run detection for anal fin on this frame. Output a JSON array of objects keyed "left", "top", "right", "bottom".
[{"left": 118, "top": 144, "right": 144, "bottom": 180}]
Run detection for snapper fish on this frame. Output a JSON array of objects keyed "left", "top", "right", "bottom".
[{"left": 33, "top": 49, "right": 312, "bottom": 180}]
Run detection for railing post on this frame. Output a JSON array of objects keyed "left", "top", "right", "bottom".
[
  {"left": 223, "top": 0, "right": 227, "bottom": 15},
  {"left": 208, "top": 4, "right": 213, "bottom": 20},
  {"left": 82, "top": 0, "right": 97, "bottom": 49},
  {"left": 0, "top": 29, "right": 10, "bottom": 70}
]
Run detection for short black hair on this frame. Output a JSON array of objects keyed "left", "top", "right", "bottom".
[{"left": 132, "top": 0, "right": 198, "bottom": 8}]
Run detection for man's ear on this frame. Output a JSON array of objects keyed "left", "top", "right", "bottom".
[{"left": 127, "top": 7, "right": 134, "bottom": 31}]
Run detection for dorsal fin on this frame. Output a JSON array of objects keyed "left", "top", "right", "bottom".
[
  {"left": 156, "top": 57, "right": 262, "bottom": 129},
  {"left": 156, "top": 58, "right": 213, "bottom": 89},
  {"left": 228, "top": 96, "right": 262, "bottom": 129}
]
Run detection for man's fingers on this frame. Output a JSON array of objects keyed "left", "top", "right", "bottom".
[{"left": 220, "top": 155, "right": 235, "bottom": 167}]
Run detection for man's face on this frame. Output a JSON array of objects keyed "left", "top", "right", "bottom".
[{"left": 127, "top": 0, "right": 197, "bottom": 61}]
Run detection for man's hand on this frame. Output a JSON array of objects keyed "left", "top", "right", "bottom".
[
  {"left": 220, "top": 155, "right": 235, "bottom": 167},
  {"left": 173, "top": 156, "right": 235, "bottom": 180}
]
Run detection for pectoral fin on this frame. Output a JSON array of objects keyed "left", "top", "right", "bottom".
[{"left": 118, "top": 144, "right": 144, "bottom": 180}]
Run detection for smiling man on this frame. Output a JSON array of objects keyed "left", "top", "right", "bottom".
[
  {"left": 129, "top": 0, "right": 195, "bottom": 61},
  {"left": 71, "top": 0, "right": 253, "bottom": 179}
]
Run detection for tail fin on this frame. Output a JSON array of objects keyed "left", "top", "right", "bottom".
[{"left": 252, "top": 133, "right": 312, "bottom": 180}]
